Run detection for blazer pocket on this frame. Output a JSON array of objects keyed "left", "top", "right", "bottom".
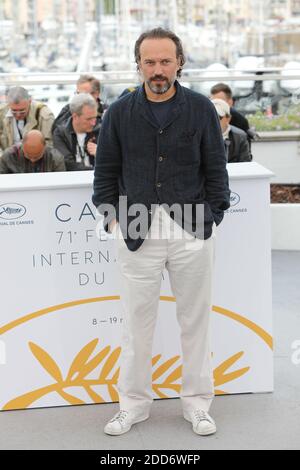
[{"left": 176, "top": 130, "right": 200, "bottom": 165}]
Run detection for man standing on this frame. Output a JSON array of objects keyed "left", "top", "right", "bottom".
[
  {"left": 0, "top": 87, "right": 54, "bottom": 156},
  {"left": 93, "top": 28, "right": 230, "bottom": 436}
]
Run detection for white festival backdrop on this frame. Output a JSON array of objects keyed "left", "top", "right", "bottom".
[{"left": 0, "top": 163, "right": 273, "bottom": 410}]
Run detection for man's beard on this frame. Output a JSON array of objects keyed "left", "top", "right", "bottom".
[{"left": 146, "top": 75, "right": 175, "bottom": 95}]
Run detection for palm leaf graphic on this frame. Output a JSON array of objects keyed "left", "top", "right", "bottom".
[
  {"left": 29, "top": 342, "right": 63, "bottom": 383},
  {"left": 3, "top": 386, "right": 59, "bottom": 410},
  {"left": 58, "top": 390, "right": 86, "bottom": 405},
  {"left": 152, "top": 354, "right": 162, "bottom": 367},
  {"left": 152, "top": 356, "right": 181, "bottom": 382},
  {"left": 152, "top": 383, "right": 182, "bottom": 399},
  {"left": 83, "top": 385, "right": 105, "bottom": 403},
  {"left": 75, "top": 346, "right": 111, "bottom": 380},
  {"left": 99, "top": 348, "right": 121, "bottom": 381},
  {"left": 214, "top": 389, "right": 228, "bottom": 395},
  {"left": 66, "top": 338, "right": 99, "bottom": 381},
  {"left": 107, "top": 368, "right": 120, "bottom": 402},
  {"left": 152, "top": 387, "right": 169, "bottom": 399},
  {"left": 164, "top": 365, "right": 182, "bottom": 384},
  {"left": 2, "top": 341, "right": 251, "bottom": 410},
  {"left": 152, "top": 356, "right": 182, "bottom": 398},
  {"left": 214, "top": 351, "right": 250, "bottom": 387},
  {"left": 108, "top": 384, "right": 119, "bottom": 402},
  {"left": 152, "top": 366, "right": 182, "bottom": 397}
]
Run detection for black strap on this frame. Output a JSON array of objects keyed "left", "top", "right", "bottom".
[
  {"left": 76, "top": 136, "right": 88, "bottom": 164},
  {"left": 35, "top": 103, "right": 45, "bottom": 123},
  {"left": 15, "top": 120, "right": 24, "bottom": 139}
]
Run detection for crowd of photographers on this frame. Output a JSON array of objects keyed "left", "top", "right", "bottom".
[{"left": 0, "top": 75, "right": 252, "bottom": 174}]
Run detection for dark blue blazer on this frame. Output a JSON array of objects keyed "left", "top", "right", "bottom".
[{"left": 92, "top": 81, "right": 230, "bottom": 251}]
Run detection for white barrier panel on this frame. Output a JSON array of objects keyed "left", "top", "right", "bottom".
[{"left": 0, "top": 162, "right": 273, "bottom": 410}]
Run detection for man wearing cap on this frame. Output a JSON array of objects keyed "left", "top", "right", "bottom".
[{"left": 211, "top": 98, "right": 251, "bottom": 163}]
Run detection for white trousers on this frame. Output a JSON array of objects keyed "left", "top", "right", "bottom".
[{"left": 114, "top": 205, "right": 216, "bottom": 416}]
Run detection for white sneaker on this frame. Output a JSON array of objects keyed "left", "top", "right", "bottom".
[
  {"left": 104, "top": 410, "right": 149, "bottom": 436},
  {"left": 184, "top": 409, "right": 217, "bottom": 436}
]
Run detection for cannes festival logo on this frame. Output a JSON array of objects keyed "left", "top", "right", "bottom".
[
  {"left": 230, "top": 192, "right": 240, "bottom": 207},
  {"left": 0, "top": 297, "right": 273, "bottom": 410},
  {"left": 0, "top": 203, "right": 26, "bottom": 220}
]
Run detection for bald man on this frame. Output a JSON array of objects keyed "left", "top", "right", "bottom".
[{"left": 0, "top": 130, "right": 65, "bottom": 173}]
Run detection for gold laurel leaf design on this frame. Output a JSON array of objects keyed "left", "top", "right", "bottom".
[
  {"left": 214, "top": 351, "right": 250, "bottom": 387},
  {"left": 214, "top": 351, "right": 244, "bottom": 375},
  {"left": 111, "top": 367, "right": 120, "bottom": 383},
  {"left": 83, "top": 385, "right": 105, "bottom": 403},
  {"left": 70, "top": 346, "right": 111, "bottom": 381},
  {"left": 98, "top": 347, "right": 121, "bottom": 381},
  {"left": 152, "top": 354, "right": 162, "bottom": 366},
  {"left": 152, "top": 383, "right": 182, "bottom": 397},
  {"left": 29, "top": 342, "right": 63, "bottom": 383},
  {"left": 107, "top": 368, "right": 120, "bottom": 402},
  {"left": 108, "top": 384, "right": 119, "bottom": 402},
  {"left": 151, "top": 357, "right": 182, "bottom": 398},
  {"left": 152, "top": 386, "right": 169, "bottom": 399},
  {"left": 57, "top": 390, "right": 86, "bottom": 405},
  {"left": 2, "top": 385, "right": 59, "bottom": 410},
  {"left": 2, "top": 342, "right": 120, "bottom": 409},
  {"left": 152, "top": 356, "right": 181, "bottom": 382},
  {"left": 2, "top": 341, "right": 251, "bottom": 409},
  {"left": 164, "top": 365, "right": 182, "bottom": 384},
  {"left": 215, "top": 367, "right": 250, "bottom": 387},
  {"left": 66, "top": 338, "right": 99, "bottom": 381}
]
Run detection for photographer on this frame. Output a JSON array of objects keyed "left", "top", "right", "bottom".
[
  {"left": 211, "top": 98, "right": 252, "bottom": 163},
  {"left": 52, "top": 74, "right": 106, "bottom": 134},
  {"left": 53, "top": 93, "right": 100, "bottom": 171}
]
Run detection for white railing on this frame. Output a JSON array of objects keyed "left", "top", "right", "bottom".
[{"left": 0, "top": 69, "right": 300, "bottom": 86}]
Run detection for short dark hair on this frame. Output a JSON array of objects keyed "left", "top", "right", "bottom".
[
  {"left": 134, "top": 27, "right": 186, "bottom": 78},
  {"left": 210, "top": 83, "right": 233, "bottom": 99},
  {"left": 77, "top": 74, "right": 101, "bottom": 94}
]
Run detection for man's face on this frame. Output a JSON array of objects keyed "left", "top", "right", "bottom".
[
  {"left": 9, "top": 99, "right": 31, "bottom": 121},
  {"left": 138, "top": 38, "right": 180, "bottom": 95},
  {"left": 72, "top": 105, "right": 97, "bottom": 133},
  {"left": 77, "top": 82, "right": 99, "bottom": 101}
]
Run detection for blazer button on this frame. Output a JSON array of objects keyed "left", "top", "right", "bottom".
[
  {"left": 158, "top": 129, "right": 163, "bottom": 134},
  {"left": 156, "top": 182, "right": 162, "bottom": 188},
  {"left": 159, "top": 156, "right": 163, "bottom": 162}
]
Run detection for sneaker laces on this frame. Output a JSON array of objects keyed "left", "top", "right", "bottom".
[
  {"left": 194, "top": 409, "right": 212, "bottom": 423},
  {"left": 110, "top": 410, "right": 129, "bottom": 424}
]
